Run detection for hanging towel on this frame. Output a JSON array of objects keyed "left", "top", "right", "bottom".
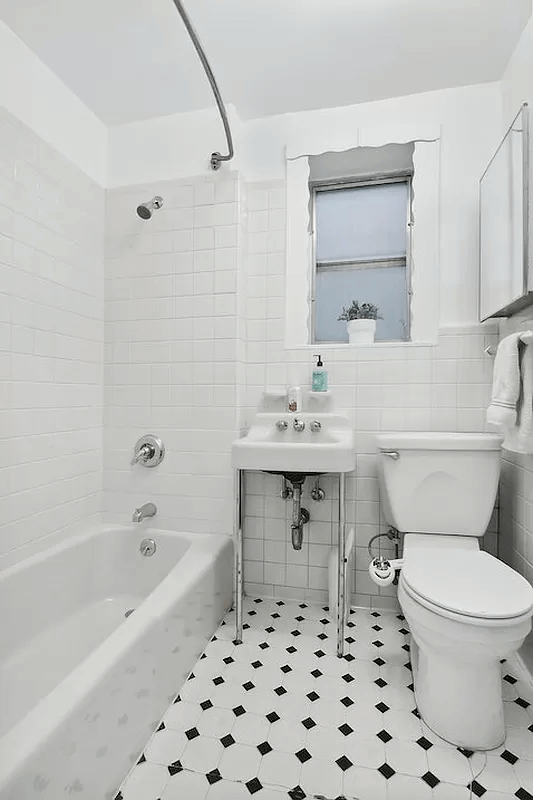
[{"left": 486, "top": 331, "right": 533, "bottom": 453}]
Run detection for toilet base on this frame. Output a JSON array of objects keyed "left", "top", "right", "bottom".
[{"left": 410, "top": 635, "right": 505, "bottom": 750}]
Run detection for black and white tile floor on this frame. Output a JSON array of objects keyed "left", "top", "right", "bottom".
[{"left": 117, "top": 598, "right": 533, "bottom": 800}]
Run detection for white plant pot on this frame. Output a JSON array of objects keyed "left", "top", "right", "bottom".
[{"left": 347, "top": 318, "right": 376, "bottom": 345}]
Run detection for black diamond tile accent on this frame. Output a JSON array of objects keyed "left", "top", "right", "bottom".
[
  {"left": 157, "top": 722, "right": 165, "bottom": 732},
  {"left": 377, "top": 729, "right": 392, "bottom": 743},
  {"left": 336, "top": 755, "right": 353, "bottom": 771},
  {"left": 467, "top": 780, "right": 486, "bottom": 797},
  {"left": 266, "top": 711, "right": 280, "bottom": 723},
  {"left": 311, "top": 669, "right": 323, "bottom": 678},
  {"left": 412, "top": 708, "right": 421, "bottom": 718},
  {"left": 375, "top": 702, "right": 390, "bottom": 713},
  {"left": 295, "top": 615, "right": 305, "bottom": 622},
  {"left": 416, "top": 736, "right": 433, "bottom": 751},
  {"left": 402, "top": 644, "right": 411, "bottom": 652},
  {"left": 397, "top": 613, "right": 405, "bottom": 620},
  {"left": 458, "top": 747, "right": 474, "bottom": 759},
  {"left": 342, "top": 673, "right": 354, "bottom": 683},
  {"left": 213, "top": 676, "right": 225, "bottom": 686},
  {"left": 399, "top": 627, "right": 409, "bottom": 635},
  {"left": 320, "top": 618, "right": 330, "bottom": 625},
  {"left": 378, "top": 763, "right": 395, "bottom": 780},
  {"left": 339, "top": 723, "right": 353, "bottom": 736},
  {"left": 243, "top": 681, "right": 255, "bottom": 691},
  {"left": 276, "top": 601, "right": 285, "bottom": 606},
  {"left": 515, "top": 697, "right": 530, "bottom": 709},
  {"left": 372, "top": 625, "right": 383, "bottom": 631},
  {"left": 374, "top": 657, "right": 385, "bottom": 667},
  {"left": 272, "top": 613, "right": 281, "bottom": 619},
  {"left": 167, "top": 760, "right": 183, "bottom": 776},
  {"left": 291, "top": 629, "right": 302, "bottom": 637},
  {"left": 221, "top": 734, "right": 235, "bottom": 748},
  {"left": 257, "top": 740, "right": 273, "bottom": 755},
  {"left": 314, "top": 649, "right": 326, "bottom": 658},
  {"left": 288, "top": 786, "right": 306, "bottom": 800},
  {"left": 233, "top": 705, "right": 246, "bottom": 717},
  {"left": 373, "top": 640, "right": 384, "bottom": 648},
  {"left": 185, "top": 727, "right": 199, "bottom": 740},
  {"left": 345, "top": 636, "right": 355, "bottom": 644},
  {"left": 251, "top": 660, "right": 263, "bottom": 669},
  {"left": 347, "top": 621, "right": 355, "bottom": 628},
  {"left": 254, "top": 598, "right": 263, "bottom": 603},
  {"left": 307, "top": 691, "right": 320, "bottom": 702},
  {"left": 200, "top": 699, "right": 213, "bottom": 711},
  {"left": 371, "top": 612, "right": 381, "bottom": 617},
  {"left": 173, "top": 695, "right": 181, "bottom": 703},
  {"left": 115, "top": 793, "right": 123, "bottom": 799},
  {"left": 187, "top": 673, "right": 195, "bottom": 680},
  {"left": 375, "top": 678, "right": 387, "bottom": 688},
  {"left": 501, "top": 750, "right": 518, "bottom": 765},
  {"left": 223, "top": 656, "right": 234, "bottom": 665},
  {"left": 340, "top": 696, "right": 354, "bottom": 707},
  {"left": 407, "top": 683, "right": 414, "bottom": 692},
  {"left": 529, "top": 724, "right": 533, "bottom": 733},
  {"left": 317, "top": 633, "right": 328, "bottom": 641},
  {"left": 281, "top": 664, "right": 292, "bottom": 674},
  {"left": 248, "top": 610, "right": 257, "bottom": 616},
  {"left": 287, "top": 646, "right": 297, "bottom": 654},
  {"left": 344, "top": 653, "right": 355, "bottom": 662},
  {"left": 137, "top": 754, "right": 146, "bottom": 764},
  {"left": 243, "top": 624, "right": 250, "bottom": 630},
  {"left": 404, "top": 661, "right": 412, "bottom": 671},
  {"left": 274, "top": 685, "right": 287, "bottom": 696},
  {"left": 422, "top": 771, "right": 440, "bottom": 788},
  {"left": 301, "top": 717, "right": 316, "bottom": 730},
  {"left": 516, "top": 789, "right": 533, "bottom": 800},
  {"left": 201, "top": 654, "right": 207, "bottom": 660},
  {"left": 265, "top": 626, "right": 275, "bottom": 633},
  {"left": 504, "top": 674, "right": 518, "bottom": 684},
  {"left": 259, "top": 642, "right": 270, "bottom": 650},
  {"left": 206, "top": 769, "right": 222, "bottom": 785},
  {"left": 296, "top": 748, "right": 312, "bottom": 763}
]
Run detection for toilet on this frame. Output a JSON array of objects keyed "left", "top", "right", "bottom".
[{"left": 375, "top": 432, "right": 533, "bottom": 750}]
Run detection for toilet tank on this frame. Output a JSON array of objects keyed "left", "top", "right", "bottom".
[{"left": 375, "top": 433, "right": 503, "bottom": 536}]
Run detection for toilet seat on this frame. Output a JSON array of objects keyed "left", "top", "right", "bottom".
[{"left": 401, "top": 549, "right": 533, "bottom": 621}]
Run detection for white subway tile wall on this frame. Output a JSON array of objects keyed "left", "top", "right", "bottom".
[
  {"left": 103, "top": 174, "right": 244, "bottom": 537},
  {"left": 0, "top": 108, "right": 104, "bottom": 563},
  {"left": 241, "top": 180, "right": 499, "bottom": 609}
]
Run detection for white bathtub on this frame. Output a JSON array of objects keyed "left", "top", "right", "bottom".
[{"left": 0, "top": 524, "right": 233, "bottom": 799}]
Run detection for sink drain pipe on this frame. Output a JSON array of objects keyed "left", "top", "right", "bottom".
[{"left": 290, "top": 477, "right": 310, "bottom": 550}]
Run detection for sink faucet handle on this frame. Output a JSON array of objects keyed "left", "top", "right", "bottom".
[
  {"left": 275, "top": 420, "right": 288, "bottom": 431},
  {"left": 293, "top": 419, "right": 305, "bottom": 432},
  {"left": 309, "top": 420, "right": 321, "bottom": 432}
]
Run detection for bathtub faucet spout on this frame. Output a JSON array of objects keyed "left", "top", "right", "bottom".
[{"left": 132, "top": 502, "right": 157, "bottom": 523}]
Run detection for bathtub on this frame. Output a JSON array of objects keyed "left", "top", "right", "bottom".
[{"left": 0, "top": 524, "right": 233, "bottom": 799}]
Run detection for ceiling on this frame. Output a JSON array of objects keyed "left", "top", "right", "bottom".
[{"left": 0, "top": 0, "right": 530, "bottom": 125}]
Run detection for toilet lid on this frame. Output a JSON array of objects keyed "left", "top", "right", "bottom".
[{"left": 402, "top": 550, "right": 533, "bottom": 619}]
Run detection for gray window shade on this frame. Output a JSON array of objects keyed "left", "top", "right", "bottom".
[{"left": 315, "top": 182, "right": 408, "bottom": 262}]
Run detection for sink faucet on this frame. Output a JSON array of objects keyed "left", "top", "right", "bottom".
[{"left": 132, "top": 502, "right": 157, "bottom": 523}]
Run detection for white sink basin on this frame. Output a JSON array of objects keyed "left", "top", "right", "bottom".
[{"left": 232, "top": 412, "right": 355, "bottom": 473}]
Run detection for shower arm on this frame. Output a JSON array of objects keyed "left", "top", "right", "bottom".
[{"left": 170, "top": 0, "right": 235, "bottom": 171}]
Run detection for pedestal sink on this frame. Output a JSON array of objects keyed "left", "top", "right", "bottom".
[{"left": 231, "top": 390, "right": 356, "bottom": 657}]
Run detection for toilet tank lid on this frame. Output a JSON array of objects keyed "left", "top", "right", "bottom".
[
  {"left": 402, "top": 550, "right": 533, "bottom": 619},
  {"left": 376, "top": 433, "right": 503, "bottom": 451}
]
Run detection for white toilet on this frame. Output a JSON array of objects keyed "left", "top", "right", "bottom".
[{"left": 375, "top": 432, "right": 533, "bottom": 750}]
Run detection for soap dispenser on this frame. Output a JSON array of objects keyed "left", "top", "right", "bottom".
[{"left": 312, "top": 354, "right": 328, "bottom": 392}]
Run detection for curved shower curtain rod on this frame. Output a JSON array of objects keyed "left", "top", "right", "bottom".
[{"left": 171, "top": 0, "right": 235, "bottom": 171}]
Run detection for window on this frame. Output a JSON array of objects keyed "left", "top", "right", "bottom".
[{"left": 312, "top": 176, "right": 411, "bottom": 343}]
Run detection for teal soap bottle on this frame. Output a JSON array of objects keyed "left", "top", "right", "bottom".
[{"left": 311, "top": 354, "right": 328, "bottom": 392}]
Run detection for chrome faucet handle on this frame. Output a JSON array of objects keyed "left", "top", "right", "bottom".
[
  {"left": 380, "top": 449, "right": 400, "bottom": 460},
  {"left": 293, "top": 419, "right": 305, "bottom": 432},
  {"left": 275, "top": 420, "right": 288, "bottom": 431},
  {"left": 131, "top": 443, "right": 154, "bottom": 465},
  {"left": 131, "top": 435, "right": 165, "bottom": 467},
  {"left": 309, "top": 420, "right": 321, "bottom": 432}
]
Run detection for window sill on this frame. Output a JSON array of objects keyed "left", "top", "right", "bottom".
[{"left": 291, "top": 341, "right": 437, "bottom": 350}]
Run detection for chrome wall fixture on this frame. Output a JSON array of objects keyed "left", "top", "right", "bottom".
[
  {"left": 136, "top": 196, "right": 164, "bottom": 219},
  {"left": 131, "top": 435, "right": 165, "bottom": 467},
  {"left": 170, "top": 0, "right": 234, "bottom": 170}
]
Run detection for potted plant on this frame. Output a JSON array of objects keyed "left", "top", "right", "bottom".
[{"left": 338, "top": 301, "right": 382, "bottom": 344}]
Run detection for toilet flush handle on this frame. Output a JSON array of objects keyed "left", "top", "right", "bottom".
[{"left": 381, "top": 450, "right": 400, "bottom": 460}]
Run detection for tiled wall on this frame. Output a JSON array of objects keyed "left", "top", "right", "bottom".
[
  {"left": 0, "top": 107, "right": 104, "bottom": 564},
  {"left": 103, "top": 173, "right": 244, "bottom": 536},
  {"left": 240, "top": 179, "right": 500, "bottom": 609}
]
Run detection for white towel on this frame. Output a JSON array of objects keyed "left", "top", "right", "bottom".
[{"left": 486, "top": 331, "right": 533, "bottom": 453}]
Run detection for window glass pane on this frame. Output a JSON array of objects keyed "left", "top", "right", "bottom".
[
  {"left": 315, "top": 265, "right": 409, "bottom": 342},
  {"left": 315, "top": 182, "right": 408, "bottom": 262}
]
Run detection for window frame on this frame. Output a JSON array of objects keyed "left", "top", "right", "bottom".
[{"left": 310, "top": 171, "right": 413, "bottom": 344}]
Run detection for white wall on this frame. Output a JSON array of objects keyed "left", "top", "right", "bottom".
[
  {"left": 0, "top": 107, "right": 105, "bottom": 565},
  {"left": 0, "top": 22, "right": 106, "bottom": 186}
]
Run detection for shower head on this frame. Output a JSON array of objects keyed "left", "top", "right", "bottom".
[{"left": 136, "top": 196, "right": 163, "bottom": 220}]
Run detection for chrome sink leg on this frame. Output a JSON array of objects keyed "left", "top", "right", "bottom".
[
  {"left": 336, "top": 472, "right": 347, "bottom": 658},
  {"left": 234, "top": 468, "right": 244, "bottom": 644}
]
